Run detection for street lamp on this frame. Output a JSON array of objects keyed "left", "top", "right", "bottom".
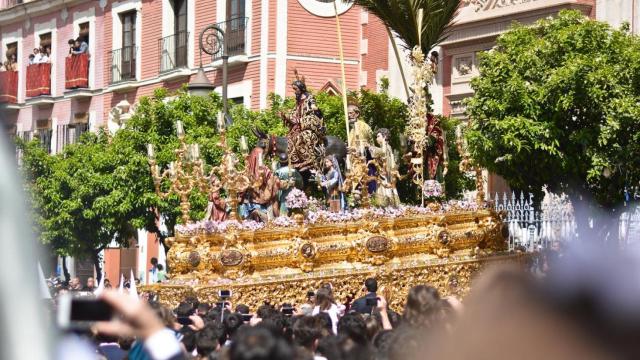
[
  {"left": 187, "top": 67, "right": 216, "bottom": 98},
  {"left": 199, "top": 23, "right": 229, "bottom": 122}
]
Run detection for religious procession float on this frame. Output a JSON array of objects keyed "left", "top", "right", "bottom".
[{"left": 142, "top": 45, "right": 519, "bottom": 310}]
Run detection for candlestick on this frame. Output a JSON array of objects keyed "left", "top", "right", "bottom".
[
  {"left": 194, "top": 144, "right": 200, "bottom": 160},
  {"left": 176, "top": 121, "right": 184, "bottom": 137},
  {"left": 217, "top": 112, "right": 225, "bottom": 132},
  {"left": 240, "top": 136, "right": 248, "bottom": 155},
  {"left": 147, "top": 144, "right": 155, "bottom": 159}
]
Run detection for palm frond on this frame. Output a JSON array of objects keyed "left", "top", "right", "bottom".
[{"left": 354, "top": 0, "right": 460, "bottom": 53}]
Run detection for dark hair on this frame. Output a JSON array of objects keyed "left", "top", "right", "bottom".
[
  {"left": 293, "top": 316, "right": 322, "bottom": 349},
  {"left": 157, "top": 264, "right": 164, "bottom": 271},
  {"left": 196, "top": 326, "right": 222, "bottom": 357},
  {"left": 316, "top": 335, "right": 341, "bottom": 360},
  {"left": 197, "top": 302, "right": 211, "bottom": 315},
  {"left": 257, "top": 304, "right": 275, "bottom": 319},
  {"left": 314, "top": 312, "right": 333, "bottom": 337},
  {"left": 150, "top": 257, "right": 158, "bottom": 266},
  {"left": 180, "top": 327, "right": 197, "bottom": 353},
  {"left": 315, "top": 287, "right": 333, "bottom": 311},
  {"left": 118, "top": 336, "right": 135, "bottom": 351},
  {"left": 337, "top": 313, "right": 368, "bottom": 345},
  {"left": 68, "top": 39, "right": 75, "bottom": 45},
  {"left": 372, "top": 329, "right": 395, "bottom": 357},
  {"left": 224, "top": 312, "right": 244, "bottom": 341},
  {"left": 365, "top": 278, "right": 378, "bottom": 293},
  {"left": 403, "top": 285, "right": 441, "bottom": 329},
  {"left": 29, "top": 54, "right": 34, "bottom": 59},
  {"left": 175, "top": 302, "right": 194, "bottom": 317},
  {"left": 230, "top": 326, "right": 294, "bottom": 360},
  {"left": 236, "top": 304, "right": 250, "bottom": 315},
  {"left": 364, "top": 315, "right": 381, "bottom": 342}
]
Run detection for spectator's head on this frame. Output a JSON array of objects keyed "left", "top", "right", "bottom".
[
  {"left": 364, "top": 315, "right": 381, "bottom": 342},
  {"left": 104, "top": 279, "right": 111, "bottom": 286},
  {"left": 28, "top": 54, "right": 34, "bottom": 61},
  {"left": 256, "top": 304, "right": 275, "bottom": 319},
  {"left": 10, "top": 54, "right": 16, "bottom": 62},
  {"left": 150, "top": 257, "right": 158, "bottom": 267},
  {"left": 372, "top": 330, "right": 395, "bottom": 360},
  {"left": 315, "top": 287, "right": 333, "bottom": 311},
  {"left": 86, "top": 277, "right": 95, "bottom": 289},
  {"left": 180, "top": 327, "right": 197, "bottom": 353},
  {"left": 33, "top": 48, "right": 39, "bottom": 54},
  {"left": 157, "top": 263, "right": 164, "bottom": 271},
  {"left": 224, "top": 312, "right": 244, "bottom": 341},
  {"left": 337, "top": 313, "right": 368, "bottom": 345},
  {"left": 229, "top": 326, "right": 293, "bottom": 360},
  {"left": 68, "top": 39, "right": 75, "bottom": 46},
  {"left": 196, "top": 325, "right": 223, "bottom": 357},
  {"left": 314, "top": 312, "right": 333, "bottom": 337},
  {"left": 197, "top": 303, "right": 211, "bottom": 316},
  {"left": 235, "top": 304, "right": 250, "bottom": 315},
  {"left": 74, "top": 39, "right": 81, "bottom": 48},
  {"left": 403, "top": 285, "right": 441, "bottom": 329},
  {"left": 175, "top": 302, "right": 194, "bottom": 317},
  {"left": 365, "top": 278, "right": 378, "bottom": 293},
  {"left": 293, "top": 316, "right": 322, "bottom": 351}
]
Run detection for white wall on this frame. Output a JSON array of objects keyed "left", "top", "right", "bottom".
[{"left": 597, "top": 0, "right": 640, "bottom": 34}]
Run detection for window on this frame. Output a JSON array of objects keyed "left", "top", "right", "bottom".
[
  {"left": 36, "top": 119, "right": 52, "bottom": 154},
  {"left": 56, "top": 113, "right": 89, "bottom": 152},
  {"left": 230, "top": 96, "right": 244, "bottom": 105},
  {"left": 4, "top": 42, "right": 18, "bottom": 70},
  {"left": 39, "top": 32, "right": 52, "bottom": 59},
  {"left": 226, "top": 0, "right": 245, "bottom": 20},
  {"left": 79, "top": 22, "right": 90, "bottom": 45},
  {"left": 173, "top": 0, "right": 187, "bottom": 68},
  {"left": 116, "top": 11, "right": 136, "bottom": 81}
]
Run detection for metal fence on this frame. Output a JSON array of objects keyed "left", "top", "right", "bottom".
[
  {"left": 159, "top": 31, "right": 189, "bottom": 73},
  {"left": 110, "top": 46, "right": 138, "bottom": 84},
  {"left": 492, "top": 192, "right": 640, "bottom": 251}
]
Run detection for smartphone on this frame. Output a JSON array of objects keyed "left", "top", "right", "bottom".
[
  {"left": 241, "top": 314, "right": 253, "bottom": 322},
  {"left": 219, "top": 289, "right": 231, "bottom": 298},
  {"left": 282, "top": 307, "right": 294, "bottom": 316},
  {"left": 365, "top": 297, "right": 378, "bottom": 307},
  {"left": 57, "top": 294, "right": 114, "bottom": 329},
  {"left": 177, "top": 316, "right": 193, "bottom": 326}
]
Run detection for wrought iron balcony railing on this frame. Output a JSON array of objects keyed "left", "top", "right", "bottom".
[
  {"left": 213, "top": 17, "right": 248, "bottom": 61},
  {"left": 159, "top": 31, "right": 189, "bottom": 73},
  {"left": 110, "top": 45, "right": 138, "bottom": 84}
]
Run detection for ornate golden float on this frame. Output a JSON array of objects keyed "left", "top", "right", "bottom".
[{"left": 144, "top": 207, "right": 519, "bottom": 310}]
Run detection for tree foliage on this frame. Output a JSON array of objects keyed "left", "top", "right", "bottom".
[{"left": 465, "top": 10, "right": 640, "bottom": 209}]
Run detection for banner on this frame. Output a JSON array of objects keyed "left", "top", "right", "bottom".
[{"left": 65, "top": 54, "right": 89, "bottom": 89}]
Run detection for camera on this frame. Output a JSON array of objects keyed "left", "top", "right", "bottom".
[
  {"left": 57, "top": 294, "right": 114, "bottom": 329},
  {"left": 365, "top": 297, "right": 378, "bottom": 307}
]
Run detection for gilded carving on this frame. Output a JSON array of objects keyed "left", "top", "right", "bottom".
[
  {"left": 366, "top": 236, "right": 390, "bottom": 253},
  {"left": 220, "top": 249, "right": 243, "bottom": 267}
]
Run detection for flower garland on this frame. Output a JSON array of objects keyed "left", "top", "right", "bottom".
[{"left": 285, "top": 188, "right": 309, "bottom": 209}]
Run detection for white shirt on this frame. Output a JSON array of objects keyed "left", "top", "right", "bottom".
[
  {"left": 33, "top": 53, "right": 42, "bottom": 63},
  {"left": 312, "top": 304, "right": 340, "bottom": 335},
  {"left": 39, "top": 54, "right": 49, "bottom": 63}
]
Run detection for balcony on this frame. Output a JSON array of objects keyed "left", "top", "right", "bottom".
[
  {"left": 65, "top": 53, "right": 89, "bottom": 89},
  {"left": 26, "top": 63, "right": 51, "bottom": 98},
  {"left": 213, "top": 17, "right": 248, "bottom": 61},
  {"left": 110, "top": 46, "right": 138, "bottom": 85},
  {"left": 0, "top": 70, "right": 18, "bottom": 104},
  {"left": 159, "top": 31, "right": 189, "bottom": 74}
]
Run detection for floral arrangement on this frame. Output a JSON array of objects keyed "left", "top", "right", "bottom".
[
  {"left": 272, "top": 216, "right": 298, "bottom": 227},
  {"left": 175, "top": 219, "right": 265, "bottom": 235},
  {"left": 423, "top": 180, "right": 444, "bottom": 199},
  {"left": 286, "top": 188, "right": 309, "bottom": 209}
]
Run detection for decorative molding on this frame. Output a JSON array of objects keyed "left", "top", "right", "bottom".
[
  {"left": 455, "top": 56, "right": 473, "bottom": 76},
  {"left": 60, "top": 7, "right": 68, "bottom": 23},
  {"left": 24, "top": 18, "right": 31, "bottom": 31},
  {"left": 464, "top": 0, "right": 540, "bottom": 12},
  {"left": 99, "top": 0, "right": 108, "bottom": 10}
]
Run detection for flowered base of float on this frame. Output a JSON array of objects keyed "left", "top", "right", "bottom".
[
  {"left": 140, "top": 208, "right": 515, "bottom": 308},
  {"left": 141, "top": 253, "right": 532, "bottom": 310}
]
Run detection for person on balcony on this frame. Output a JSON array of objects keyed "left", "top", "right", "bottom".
[
  {"left": 67, "top": 39, "right": 76, "bottom": 56},
  {"left": 32, "top": 48, "right": 42, "bottom": 64},
  {"left": 28, "top": 54, "right": 35, "bottom": 65},
  {"left": 4, "top": 54, "right": 17, "bottom": 71},
  {"left": 39, "top": 47, "right": 50, "bottom": 64},
  {"left": 71, "top": 37, "right": 88, "bottom": 55}
]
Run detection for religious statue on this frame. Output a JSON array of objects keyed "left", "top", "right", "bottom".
[
  {"left": 274, "top": 153, "right": 303, "bottom": 216},
  {"left": 347, "top": 104, "right": 377, "bottom": 194},
  {"left": 239, "top": 145, "right": 280, "bottom": 221},
  {"left": 204, "top": 175, "right": 227, "bottom": 221},
  {"left": 369, "top": 128, "right": 401, "bottom": 207},
  {"left": 426, "top": 113, "right": 445, "bottom": 180},
  {"left": 280, "top": 72, "right": 325, "bottom": 172},
  {"left": 315, "top": 155, "right": 346, "bottom": 212}
]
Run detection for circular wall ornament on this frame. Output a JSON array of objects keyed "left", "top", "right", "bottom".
[
  {"left": 297, "top": 0, "right": 354, "bottom": 18},
  {"left": 188, "top": 251, "right": 201, "bottom": 268},
  {"left": 366, "top": 236, "right": 390, "bottom": 253},
  {"left": 220, "top": 250, "right": 244, "bottom": 267}
]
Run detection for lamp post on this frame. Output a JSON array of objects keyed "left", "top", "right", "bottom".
[
  {"left": 199, "top": 23, "right": 229, "bottom": 122},
  {"left": 187, "top": 67, "right": 216, "bottom": 98}
]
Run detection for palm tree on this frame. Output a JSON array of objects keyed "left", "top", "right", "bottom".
[{"left": 353, "top": 0, "right": 461, "bottom": 97}]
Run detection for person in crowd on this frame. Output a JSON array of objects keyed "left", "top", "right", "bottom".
[
  {"left": 82, "top": 277, "right": 96, "bottom": 292},
  {"left": 71, "top": 37, "right": 88, "bottom": 55},
  {"left": 157, "top": 263, "right": 167, "bottom": 283},
  {"left": 352, "top": 278, "right": 379, "bottom": 315},
  {"left": 149, "top": 257, "right": 159, "bottom": 284},
  {"left": 402, "top": 284, "right": 441, "bottom": 330},
  {"left": 292, "top": 316, "right": 325, "bottom": 360},
  {"left": 5, "top": 54, "right": 17, "bottom": 71},
  {"left": 68, "top": 277, "right": 82, "bottom": 291},
  {"left": 39, "top": 47, "right": 50, "bottom": 63},
  {"left": 67, "top": 39, "right": 76, "bottom": 55},
  {"left": 28, "top": 54, "right": 35, "bottom": 65},
  {"left": 32, "top": 47, "right": 42, "bottom": 63},
  {"left": 96, "top": 334, "right": 127, "bottom": 360},
  {"left": 312, "top": 287, "right": 340, "bottom": 335}
]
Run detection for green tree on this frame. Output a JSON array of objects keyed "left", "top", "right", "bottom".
[{"left": 465, "top": 10, "right": 640, "bottom": 239}]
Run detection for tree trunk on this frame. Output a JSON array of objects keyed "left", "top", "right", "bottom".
[
  {"left": 62, "top": 256, "right": 71, "bottom": 283},
  {"left": 92, "top": 250, "right": 102, "bottom": 283}
]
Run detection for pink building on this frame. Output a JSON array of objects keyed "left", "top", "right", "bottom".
[{"left": 0, "top": 0, "right": 392, "bottom": 283}]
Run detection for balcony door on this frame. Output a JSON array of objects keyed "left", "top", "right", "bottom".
[
  {"left": 121, "top": 11, "right": 136, "bottom": 80},
  {"left": 226, "top": 0, "right": 246, "bottom": 55},
  {"left": 173, "top": 0, "right": 187, "bottom": 68}
]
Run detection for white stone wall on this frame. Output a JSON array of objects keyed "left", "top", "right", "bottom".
[{"left": 597, "top": 0, "right": 640, "bottom": 34}]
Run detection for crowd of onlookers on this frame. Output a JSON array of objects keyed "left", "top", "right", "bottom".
[{"left": 0, "top": 36, "right": 88, "bottom": 73}]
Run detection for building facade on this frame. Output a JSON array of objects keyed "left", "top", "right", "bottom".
[{"left": 0, "top": 0, "right": 395, "bottom": 283}]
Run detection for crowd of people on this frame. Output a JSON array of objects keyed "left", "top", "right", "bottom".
[
  {"left": 28, "top": 46, "right": 51, "bottom": 65},
  {"left": 0, "top": 53, "right": 17, "bottom": 71},
  {"left": 0, "top": 36, "right": 88, "bottom": 73}
]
